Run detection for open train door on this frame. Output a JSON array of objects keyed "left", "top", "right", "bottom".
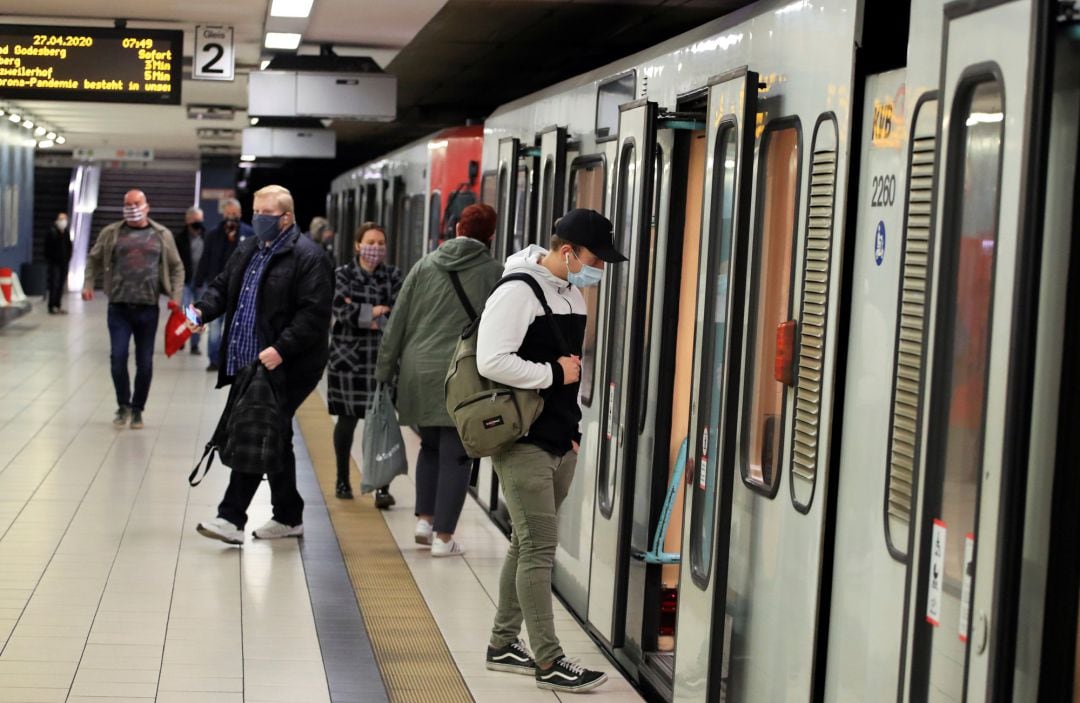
[
  {"left": 535, "top": 126, "right": 568, "bottom": 240},
  {"left": 587, "top": 99, "right": 657, "bottom": 647},
  {"left": 494, "top": 137, "right": 521, "bottom": 263},
  {"left": 903, "top": 1, "right": 1055, "bottom": 700},
  {"left": 671, "top": 68, "right": 756, "bottom": 703}
]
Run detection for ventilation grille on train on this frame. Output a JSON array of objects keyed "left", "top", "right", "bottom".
[
  {"left": 885, "top": 133, "right": 936, "bottom": 541},
  {"left": 790, "top": 146, "right": 838, "bottom": 501}
]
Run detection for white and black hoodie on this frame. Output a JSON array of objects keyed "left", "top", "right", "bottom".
[{"left": 476, "top": 245, "right": 587, "bottom": 456}]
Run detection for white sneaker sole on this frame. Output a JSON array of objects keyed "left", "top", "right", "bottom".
[
  {"left": 486, "top": 661, "right": 536, "bottom": 676},
  {"left": 252, "top": 527, "right": 304, "bottom": 539},
  {"left": 196, "top": 523, "right": 244, "bottom": 546},
  {"left": 536, "top": 673, "right": 608, "bottom": 693},
  {"left": 431, "top": 547, "right": 465, "bottom": 558}
]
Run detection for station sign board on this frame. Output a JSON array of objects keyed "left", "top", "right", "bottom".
[{"left": 0, "top": 24, "right": 182, "bottom": 104}]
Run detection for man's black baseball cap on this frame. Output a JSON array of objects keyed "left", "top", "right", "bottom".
[{"left": 554, "top": 209, "right": 628, "bottom": 263}]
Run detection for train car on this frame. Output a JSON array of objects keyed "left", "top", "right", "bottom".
[
  {"left": 329, "top": 0, "right": 1079, "bottom": 700},
  {"left": 328, "top": 125, "right": 483, "bottom": 271}
]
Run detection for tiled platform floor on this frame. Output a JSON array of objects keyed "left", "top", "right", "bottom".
[{"left": 0, "top": 296, "right": 642, "bottom": 702}]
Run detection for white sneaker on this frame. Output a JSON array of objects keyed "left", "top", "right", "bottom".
[
  {"left": 431, "top": 536, "right": 465, "bottom": 557},
  {"left": 196, "top": 517, "right": 244, "bottom": 546},
  {"left": 415, "top": 519, "right": 433, "bottom": 546},
  {"left": 252, "top": 519, "right": 304, "bottom": 539}
]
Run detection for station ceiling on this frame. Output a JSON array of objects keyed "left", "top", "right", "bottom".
[{"left": 0, "top": 0, "right": 747, "bottom": 164}]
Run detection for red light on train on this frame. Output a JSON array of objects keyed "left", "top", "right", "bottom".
[{"left": 775, "top": 320, "right": 797, "bottom": 386}]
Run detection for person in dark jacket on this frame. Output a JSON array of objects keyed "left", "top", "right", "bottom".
[
  {"left": 327, "top": 222, "right": 404, "bottom": 504},
  {"left": 191, "top": 185, "right": 333, "bottom": 546},
  {"left": 175, "top": 207, "right": 205, "bottom": 354},
  {"left": 374, "top": 204, "right": 502, "bottom": 557},
  {"left": 195, "top": 198, "right": 253, "bottom": 371},
  {"left": 44, "top": 212, "right": 72, "bottom": 314}
]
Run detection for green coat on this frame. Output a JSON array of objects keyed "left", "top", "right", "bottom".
[{"left": 375, "top": 237, "right": 502, "bottom": 427}]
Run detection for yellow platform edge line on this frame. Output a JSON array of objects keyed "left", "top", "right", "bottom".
[{"left": 295, "top": 395, "right": 474, "bottom": 703}]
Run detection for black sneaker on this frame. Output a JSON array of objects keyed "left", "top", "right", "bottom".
[
  {"left": 374, "top": 486, "right": 395, "bottom": 509},
  {"left": 535, "top": 656, "right": 607, "bottom": 693},
  {"left": 113, "top": 407, "right": 131, "bottom": 427},
  {"left": 335, "top": 481, "right": 354, "bottom": 499},
  {"left": 129, "top": 410, "right": 144, "bottom": 430},
  {"left": 486, "top": 639, "right": 536, "bottom": 675},
  {"left": 191, "top": 346, "right": 201, "bottom": 356},
  {"left": 207, "top": 362, "right": 219, "bottom": 372}
]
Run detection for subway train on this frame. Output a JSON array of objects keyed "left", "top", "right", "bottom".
[{"left": 329, "top": 0, "right": 1080, "bottom": 700}]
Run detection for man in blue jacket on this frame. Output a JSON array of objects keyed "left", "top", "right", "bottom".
[{"left": 195, "top": 198, "right": 253, "bottom": 371}]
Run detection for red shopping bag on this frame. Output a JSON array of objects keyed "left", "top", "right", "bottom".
[{"left": 164, "top": 300, "right": 192, "bottom": 357}]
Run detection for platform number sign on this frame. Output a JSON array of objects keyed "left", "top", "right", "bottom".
[{"left": 194, "top": 26, "right": 234, "bottom": 81}]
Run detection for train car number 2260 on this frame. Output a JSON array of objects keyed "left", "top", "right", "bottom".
[{"left": 870, "top": 174, "right": 897, "bottom": 208}]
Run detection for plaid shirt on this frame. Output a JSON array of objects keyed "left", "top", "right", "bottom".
[{"left": 226, "top": 230, "right": 291, "bottom": 376}]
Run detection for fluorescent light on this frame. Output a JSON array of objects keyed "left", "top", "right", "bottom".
[
  {"left": 270, "top": 0, "right": 314, "bottom": 18},
  {"left": 45, "top": 131, "right": 56, "bottom": 140},
  {"left": 240, "top": 154, "right": 256, "bottom": 162},
  {"left": 37, "top": 139, "right": 53, "bottom": 148},
  {"left": 250, "top": 117, "right": 259, "bottom": 126},
  {"left": 55, "top": 136, "right": 66, "bottom": 144},
  {"left": 22, "top": 119, "right": 33, "bottom": 129},
  {"left": 264, "top": 32, "right": 302, "bottom": 50},
  {"left": 33, "top": 126, "right": 46, "bottom": 136},
  {"left": 8, "top": 113, "right": 20, "bottom": 122},
  {"left": 259, "top": 59, "right": 271, "bottom": 70}
]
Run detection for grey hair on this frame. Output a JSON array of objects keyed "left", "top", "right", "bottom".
[
  {"left": 186, "top": 206, "right": 204, "bottom": 218},
  {"left": 220, "top": 198, "right": 241, "bottom": 212},
  {"left": 309, "top": 216, "right": 330, "bottom": 238}
]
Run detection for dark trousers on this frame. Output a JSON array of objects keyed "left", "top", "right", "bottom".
[
  {"left": 333, "top": 414, "right": 360, "bottom": 484},
  {"left": 415, "top": 426, "right": 472, "bottom": 534},
  {"left": 46, "top": 263, "right": 66, "bottom": 310},
  {"left": 106, "top": 303, "right": 159, "bottom": 412},
  {"left": 217, "top": 394, "right": 305, "bottom": 529}
]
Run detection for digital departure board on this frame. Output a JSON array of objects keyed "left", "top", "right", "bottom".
[{"left": 0, "top": 25, "right": 182, "bottom": 105}]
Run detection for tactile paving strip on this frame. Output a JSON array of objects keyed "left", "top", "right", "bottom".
[{"left": 296, "top": 396, "right": 474, "bottom": 703}]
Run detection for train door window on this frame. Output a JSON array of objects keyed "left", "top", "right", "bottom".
[
  {"left": 394, "top": 189, "right": 409, "bottom": 267},
  {"left": 513, "top": 165, "right": 529, "bottom": 251},
  {"left": 541, "top": 158, "right": 556, "bottom": 239},
  {"left": 740, "top": 123, "right": 800, "bottom": 495},
  {"left": 481, "top": 170, "right": 497, "bottom": 205},
  {"left": 637, "top": 148, "right": 663, "bottom": 434},
  {"left": 569, "top": 155, "right": 607, "bottom": 406},
  {"left": 496, "top": 165, "right": 509, "bottom": 253},
  {"left": 598, "top": 141, "right": 636, "bottom": 517},
  {"left": 885, "top": 99, "right": 939, "bottom": 559},
  {"left": 429, "top": 191, "right": 441, "bottom": 252},
  {"left": 917, "top": 78, "right": 1003, "bottom": 701},
  {"left": 690, "top": 123, "right": 738, "bottom": 586},
  {"left": 409, "top": 193, "right": 425, "bottom": 268},
  {"left": 789, "top": 117, "right": 839, "bottom": 511}
]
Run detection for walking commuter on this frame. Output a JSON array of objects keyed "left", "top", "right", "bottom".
[
  {"left": 305, "top": 216, "right": 329, "bottom": 242},
  {"left": 374, "top": 203, "right": 502, "bottom": 556},
  {"left": 82, "top": 189, "right": 184, "bottom": 430},
  {"left": 192, "top": 185, "right": 332, "bottom": 545},
  {"left": 327, "top": 222, "right": 404, "bottom": 505},
  {"left": 175, "top": 207, "right": 206, "bottom": 355},
  {"left": 195, "top": 198, "right": 253, "bottom": 372},
  {"left": 479, "top": 209, "right": 626, "bottom": 693},
  {"left": 44, "top": 211, "right": 72, "bottom": 314}
]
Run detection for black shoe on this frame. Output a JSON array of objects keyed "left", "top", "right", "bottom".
[
  {"left": 207, "top": 362, "right": 218, "bottom": 372},
  {"left": 113, "top": 407, "right": 131, "bottom": 427},
  {"left": 191, "top": 346, "right": 201, "bottom": 356},
  {"left": 535, "top": 657, "right": 608, "bottom": 693},
  {"left": 129, "top": 410, "right": 144, "bottom": 430},
  {"left": 374, "top": 486, "right": 395, "bottom": 509},
  {"left": 335, "top": 481, "right": 353, "bottom": 499},
  {"left": 47, "top": 307, "right": 57, "bottom": 315},
  {"left": 486, "top": 639, "right": 536, "bottom": 675}
]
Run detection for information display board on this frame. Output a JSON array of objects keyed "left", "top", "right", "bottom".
[{"left": 0, "top": 25, "right": 182, "bottom": 104}]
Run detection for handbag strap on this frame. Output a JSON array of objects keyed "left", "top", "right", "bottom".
[
  {"left": 446, "top": 270, "right": 478, "bottom": 321},
  {"left": 188, "top": 444, "right": 218, "bottom": 486}
]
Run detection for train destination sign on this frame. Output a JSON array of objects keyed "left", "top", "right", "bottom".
[{"left": 0, "top": 25, "right": 182, "bottom": 104}]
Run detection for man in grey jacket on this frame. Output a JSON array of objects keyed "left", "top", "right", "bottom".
[{"left": 82, "top": 189, "right": 184, "bottom": 429}]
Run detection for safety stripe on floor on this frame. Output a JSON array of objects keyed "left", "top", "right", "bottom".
[{"left": 295, "top": 395, "right": 473, "bottom": 703}]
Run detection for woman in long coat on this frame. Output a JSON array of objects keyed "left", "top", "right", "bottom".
[{"left": 328, "top": 222, "right": 404, "bottom": 504}]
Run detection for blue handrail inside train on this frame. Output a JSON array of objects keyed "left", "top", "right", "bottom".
[{"left": 639, "top": 437, "right": 687, "bottom": 565}]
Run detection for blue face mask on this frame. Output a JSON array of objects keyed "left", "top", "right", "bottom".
[
  {"left": 566, "top": 251, "right": 603, "bottom": 288},
  {"left": 253, "top": 214, "right": 283, "bottom": 242}
]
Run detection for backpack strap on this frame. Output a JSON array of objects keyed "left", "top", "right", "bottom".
[
  {"left": 493, "top": 273, "right": 570, "bottom": 357},
  {"left": 446, "top": 270, "right": 478, "bottom": 321}
]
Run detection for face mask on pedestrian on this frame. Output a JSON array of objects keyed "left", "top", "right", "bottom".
[
  {"left": 565, "top": 249, "right": 603, "bottom": 288},
  {"left": 123, "top": 204, "right": 147, "bottom": 224},
  {"left": 189, "top": 221, "right": 204, "bottom": 233},
  {"left": 55, "top": 218, "right": 68, "bottom": 231},
  {"left": 253, "top": 213, "right": 284, "bottom": 242},
  {"left": 358, "top": 243, "right": 385, "bottom": 267}
]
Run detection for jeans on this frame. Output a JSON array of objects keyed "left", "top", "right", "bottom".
[
  {"left": 217, "top": 393, "right": 305, "bottom": 529},
  {"left": 106, "top": 303, "right": 160, "bottom": 412},
  {"left": 206, "top": 318, "right": 223, "bottom": 365},
  {"left": 46, "top": 263, "right": 66, "bottom": 310},
  {"left": 181, "top": 284, "right": 201, "bottom": 349},
  {"left": 490, "top": 443, "right": 577, "bottom": 665},
  {"left": 415, "top": 426, "right": 473, "bottom": 534}
]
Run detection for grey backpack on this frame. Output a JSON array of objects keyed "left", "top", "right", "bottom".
[{"left": 444, "top": 272, "right": 567, "bottom": 459}]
